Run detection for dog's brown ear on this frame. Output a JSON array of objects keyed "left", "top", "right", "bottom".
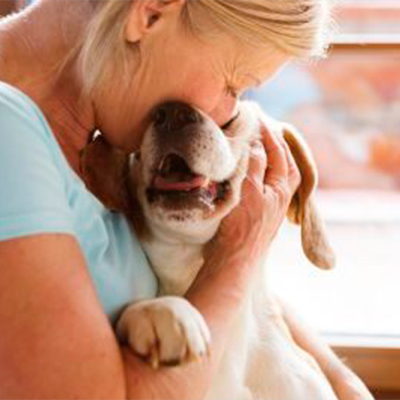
[
  {"left": 80, "top": 134, "right": 131, "bottom": 213},
  {"left": 283, "top": 125, "right": 335, "bottom": 270},
  {"left": 80, "top": 134, "right": 150, "bottom": 240}
]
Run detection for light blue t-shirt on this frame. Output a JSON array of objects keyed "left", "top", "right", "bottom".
[{"left": 0, "top": 82, "right": 158, "bottom": 323}]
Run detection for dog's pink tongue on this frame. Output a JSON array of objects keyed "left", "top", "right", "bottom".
[{"left": 153, "top": 175, "right": 207, "bottom": 191}]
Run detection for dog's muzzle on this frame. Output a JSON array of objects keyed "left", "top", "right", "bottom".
[{"left": 145, "top": 102, "right": 232, "bottom": 210}]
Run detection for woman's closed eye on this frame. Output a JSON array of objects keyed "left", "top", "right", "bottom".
[{"left": 220, "top": 112, "right": 240, "bottom": 130}]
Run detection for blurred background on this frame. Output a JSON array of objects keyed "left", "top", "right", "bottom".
[
  {"left": 247, "top": 2, "right": 400, "bottom": 397},
  {"left": 1, "top": 0, "right": 400, "bottom": 397}
]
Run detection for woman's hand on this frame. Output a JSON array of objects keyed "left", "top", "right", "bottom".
[
  {"left": 201, "top": 123, "right": 301, "bottom": 290},
  {"left": 186, "top": 123, "right": 301, "bottom": 368}
]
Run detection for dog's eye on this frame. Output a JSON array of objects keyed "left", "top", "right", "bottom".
[{"left": 220, "top": 112, "right": 240, "bottom": 131}]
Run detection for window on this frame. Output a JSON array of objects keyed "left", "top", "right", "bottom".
[{"left": 248, "top": 1, "right": 400, "bottom": 396}]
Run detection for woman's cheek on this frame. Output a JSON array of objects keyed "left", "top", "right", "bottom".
[{"left": 183, "top": 77, "right": 225, "bottom": 115}]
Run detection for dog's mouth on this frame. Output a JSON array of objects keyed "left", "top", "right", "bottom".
[{"left": 146, "top": 153, "right": 231, "bottom": 209}]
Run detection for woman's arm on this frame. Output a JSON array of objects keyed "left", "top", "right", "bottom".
[
  {"left": 0, "top": 231, "right": 276, "bottom": 400},
  {"left": 0, "top": 234, "right": 127, "bottom": 399},
  {"left": 278, "top": 298, "right": 375, "bottom": 400},
  {"left": 0, "top": 233, "right": 222, "bottom": 400},
  {"left": 0, "top": 236, "right": 265, "bottom": 400}
]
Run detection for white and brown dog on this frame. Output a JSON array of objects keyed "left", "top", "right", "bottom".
[{"left": 81, "top": 101, "right": 337, "bottom": 400}]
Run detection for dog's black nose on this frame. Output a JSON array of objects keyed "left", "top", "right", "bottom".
[{"left": 152, "top": 102, "right": 201, "bottom": 134}]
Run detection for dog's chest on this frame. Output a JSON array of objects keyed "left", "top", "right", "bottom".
[
  {"left": 141, "top": 239, "right": 204, "bottom": 296},
  {"left": 141, "top": 241, "right": 337, "bottom": 400},
  {"left": 142, "top": 238, "right": 260, "bottom": 397}
]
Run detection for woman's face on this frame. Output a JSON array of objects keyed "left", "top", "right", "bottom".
[{"left": 94, "top": 2, "right": 289, "bottom": 152}]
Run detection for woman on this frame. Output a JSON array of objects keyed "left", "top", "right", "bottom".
[{"left": 0, "top": 0, "right": 372, "bottom": 399}]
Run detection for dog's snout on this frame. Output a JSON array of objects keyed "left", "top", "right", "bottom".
[{"left": 152, "top": 102, "right": 201, "bottom": 133}]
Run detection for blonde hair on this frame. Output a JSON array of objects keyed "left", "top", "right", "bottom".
[{"left": 78, "top": 0, "right": 331, "bottom": 96}]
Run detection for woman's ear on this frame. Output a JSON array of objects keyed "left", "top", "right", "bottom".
[
  {"left": 125, "top": 0, "right": 186, "bottom": 43},
  {"left": 283, "top": 124, "right": 336, "bottom": 270}
]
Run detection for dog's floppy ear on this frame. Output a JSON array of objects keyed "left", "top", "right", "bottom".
[
  {"left": 80, "top": 134, "right": 131, "bottom": 213},
  {"left": 283, "top": 125, "right": 335, "bottom": 270},
  {"left": 80, "top": 134, "right": 150, "bottom": 240}
]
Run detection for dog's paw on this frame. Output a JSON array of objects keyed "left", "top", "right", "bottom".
[{"left": 116, "top": 296, "right": 211, "bottom": 368}]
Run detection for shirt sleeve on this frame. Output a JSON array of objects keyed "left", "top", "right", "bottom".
[{"left": 0, "top": 90, "right": 75, "bottom": 242}]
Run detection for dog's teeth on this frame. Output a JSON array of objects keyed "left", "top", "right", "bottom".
[
  {"left": 150, "top": 347, "right": 160, "bottom": 369},
  {"left": 201, "top": 179, "right": 210, "bottom": 188}
]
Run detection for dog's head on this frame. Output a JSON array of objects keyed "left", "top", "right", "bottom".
[
  {"left": 81, "top": 101, "right": 335, "bottom": 269},
  {"left": 130, "top": 101, "right": 261, "bottom": 243}
]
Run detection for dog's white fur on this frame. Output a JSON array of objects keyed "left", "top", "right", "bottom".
[{"left": 113, "top": 101, "right": 338, "bottom": 399}]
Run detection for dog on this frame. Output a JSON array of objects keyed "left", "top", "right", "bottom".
[{"left": 81, "top": 100, "right": 337, "bottom": 399}]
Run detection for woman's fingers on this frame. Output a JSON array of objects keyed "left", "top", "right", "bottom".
[
  {"left": 281, "top": 139, "right": 302, "bottom": 194},
  {"left": 213, "top": 119, "right": 303, "bottom": 270},
  {"left": 260, "top": 123, "right": 288, "bottom": 186},
  {"left": 260, "top": 122, "right": 300, "bottom": 194},
  {"left": 246, "top": 140, "right": 267, "bottom": 190}
]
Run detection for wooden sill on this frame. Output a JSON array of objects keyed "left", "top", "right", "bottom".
[{"left": 327, "top": 334, "right": 400, "bottom": 391}]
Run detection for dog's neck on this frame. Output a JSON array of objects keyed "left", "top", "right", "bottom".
[
  {"left": 142, "top": 219, "right": 220, "bottom": 296},
  {"left": 142, "top": 239, "right": 205, "bottom": 296}
]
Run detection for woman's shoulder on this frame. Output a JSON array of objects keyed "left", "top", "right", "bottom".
[
  {"left": 0, "top": 81, "right": 61, "bottom": 154},
  {"left": 0, "top": 81, "right": 76, "bottom": 237},
  {"left": 0, "top": 81, "right": 64, "bottom": 156},
  {"left": 0, "top": 81, "right": 70, "bottom": 175},
  {"left": 0, "top": 81, "right": 46, "bottom": 127}
]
